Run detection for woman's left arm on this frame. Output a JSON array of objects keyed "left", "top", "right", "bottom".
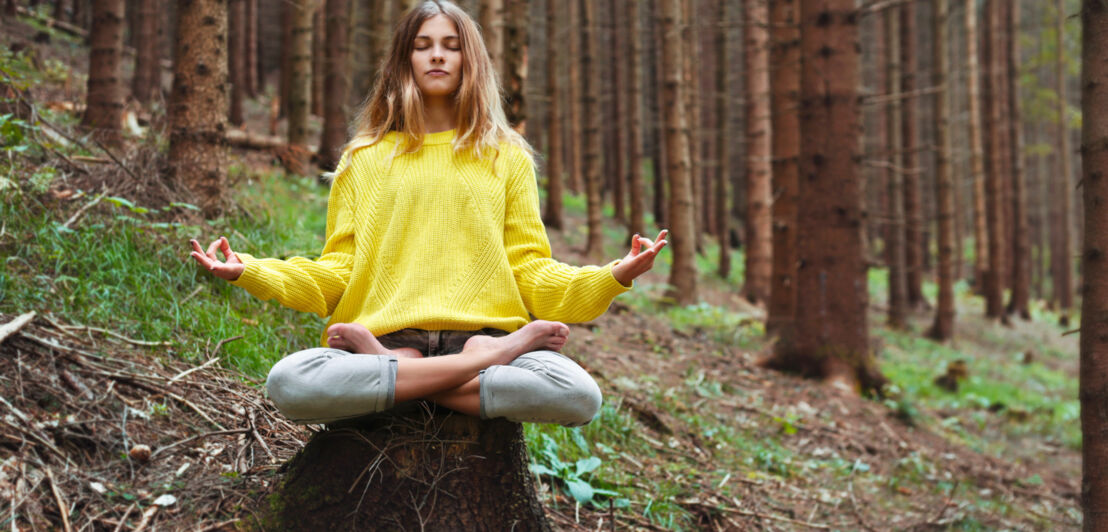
[{"left": 503, "top": 150, "right": 663, "bottom": 322}]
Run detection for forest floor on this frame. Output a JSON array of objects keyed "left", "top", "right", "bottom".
[{"left": 0, "top": 11, "right": 1082, "bottom": 531}]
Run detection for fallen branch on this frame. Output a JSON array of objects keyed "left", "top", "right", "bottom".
[
  {"left": 718, "top": 505, "right": 831, "bottom": 529},
  {"left": 208, "top": 335, "right": 244, "bottom": 358},
  {"left": 61, "top": 191, "right": 107, "bottom": 230},
  {"left": 0, "top": 312, "right": 36, "bottom": 344},
  {"left": 168, "top": 357, "right": 222, "bottom": 385},
  {"left": 45, "top": 467, "right": 74, "bottom": 532},
  {"left": 149, "top": 428, "right": 251, "bottom": 460},
  {"left": 53, "top": 322, "right": 170, "bottom": 347}
]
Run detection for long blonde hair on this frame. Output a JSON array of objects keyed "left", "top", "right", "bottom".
[{"left": 335, "top": 0, "right": 531, "bottom": 174}]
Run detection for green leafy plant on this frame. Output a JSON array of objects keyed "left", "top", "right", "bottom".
[{"left": 528, "top": 432, "right": 628, "bottom": 508}]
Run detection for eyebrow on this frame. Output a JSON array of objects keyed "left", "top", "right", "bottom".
[{"left": 414, "top": 35, "right": 459, "bottom": 40}]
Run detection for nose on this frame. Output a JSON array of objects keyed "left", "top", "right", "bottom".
[{"left": 431, "top": 44, "right": 445, "bottom": 63}]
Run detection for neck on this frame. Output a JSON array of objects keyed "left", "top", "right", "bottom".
[{"left": 423, "top": 96, "right": 456, "bottom": 133}]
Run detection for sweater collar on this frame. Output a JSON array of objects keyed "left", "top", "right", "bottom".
[{"left": 423, "top": 129, "right": 456, "bottom": 145}]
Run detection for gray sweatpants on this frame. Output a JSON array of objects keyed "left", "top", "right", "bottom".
[{"left": 264, "top": 328, "right": 602, "bottom": 427}]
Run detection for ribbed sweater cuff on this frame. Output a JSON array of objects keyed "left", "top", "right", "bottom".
[{"left": 228, "top": 253, "right": 266, "bottom": 294}]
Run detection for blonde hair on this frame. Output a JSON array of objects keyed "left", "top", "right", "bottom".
[{"left": 334, "top": 0, "right": 531, "bottom": 175}]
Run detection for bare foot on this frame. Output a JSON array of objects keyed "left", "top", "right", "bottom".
[
  {"left": 326, "top": 323, "right": 423, "bottom": 358},
  {"left": 462, "top": 320, "right": 569, "bottom": 366}
]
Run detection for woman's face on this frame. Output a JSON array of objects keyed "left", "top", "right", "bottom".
[{"left": 410, "top": 14, "right": 463, "bottom": 100}]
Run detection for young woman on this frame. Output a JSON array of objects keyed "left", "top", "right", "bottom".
[{"left": 188, "top": 0, "right": 666, "bottom": 427}]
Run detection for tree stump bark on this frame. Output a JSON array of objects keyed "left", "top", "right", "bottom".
[{"left": 261, "top": 402, "right": 551, "bottom": 531}]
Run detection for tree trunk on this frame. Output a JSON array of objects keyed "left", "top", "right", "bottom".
[
  {"left": 886, "top": 6, "right": 908, "bottom": 329},
  {"left": 287, "top": 0, "right": 314, "bottom": 174},
  {"left": 928, "top": 0, "right": 954, "bottom": 341},
  {"left": 650, "top": 0, "right": 668, "bottom": 227},
  {"left": 480, "top": 0, "right": 504, "bottom": 80},
  {"left": 628, "top": 0, "right": 646, "bottom": 239},
  {"left": 81, "top": 0, "right": 125, "bottom": 144},
  {"left": 566, "top": 0, "right": 584, "bottom": 195},
  {"left": 714, "top": 0, "right": 730, "bottom": 279},
  {"left": 317, "top": 0, "right": 349, "bottom": 171},
  {"left": 246, "top": 0, "right": 258, "bottom": 97},
  {"left": 168, "top": 0, "right": 228, "bottom": 218},
  {"left": 983, "top": 0, "right": 1007, "bottom": 320},
  {"left": 311, "top": 1, "right": 324, "bottom": 117},
  {"left": 542, "top": 0, "right": 564, "bottom": 230},
  {"left": 764, "top": 0, "right": 883, "bottom": 394},
  {"left": 582, "top": 0, "right": 605, "bottom": 260},
  {"left": 1006, "top": 0, "right": 1030, "bottom": 320},
  {"left": 130, "top": 0, "right": 160, "bottom": 106},
  {"left": 742, "top": 0, "right": 772, "bottom": 305},
  {"left": 228, "top": 0, "right": 246, "bottom": 127},
  {"left": 1080, "top": 3, "right": 1108, "bottom": 526},
  {"left": 503, "top": 0, "right": 526, "bottom": 130},
  {"left": 280, "top": 0, "right": 292, "bottom": 118},
  {"left": 262, "top": 404, "right": 550, "bottom": 530},
  {"left": 966, "top": 0, "right": 989, "bottom": 294},
  {"left": 1055, "top": 0, "right": 1074, "bottom": 324},
  {"left": 54, "top": 0, "right": 69, "bottom": 22},
  {"left": 660, "top": 0, "right": 697, "bottom": 305},
  {"left": 900, "top": 3, "right": 925, "bottom": 308},
  {"left": 682, "top": 0, "right": 701, "bottom": 250},
  {"left": 765, "top": 0, "right": 799, "bottom": 340},
  {"left": 608, "top": 0, "right": 626, "bottom": 224}
]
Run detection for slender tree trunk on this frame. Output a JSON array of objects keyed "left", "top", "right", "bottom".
[
  {"left": 1055, "top": 0, "right": 1074, "bottom": 324},
  {"left": 765, "top": 0, "right": 882, "bottom": 393},
  {"left": 245, "top": 0, "right": 258, "bottom": 97},
  {"left": 929, "top": 0, "right": 954, "bottom": 341},
  {"left": 566, "top": 0, "right": 584, "bottom": 194},
  {"left": 582, "top": 0, "right": 605, "bottom": 259},
  {"left": 900, "top": 3, "right": 925, "bottom": 308},
  {"left": 765, "top": 0, "right": 799, "bottom": 340},
  {"left": 742, "top": 0, "right": 772, "bottom": 304},
  {"left": 886, "top": 6, "right": 908, "bottom": 329},
  {"left": 609, "top": 0, "right": 626, "bottom": 223},
  {"left": 983, "top": 0, "right": 1007, "bottom": 320},
  {"left": 480, "top": 0, "right": 504, "bottom": 80},
  {"left": 280, "top": 1, "right": 292, "bottom": 118},
  {"left": 682, "top": 0, "right": 702, "bottom": 252},
  {"left": 714, "top": 0, "right": 730, "bottom": 279},
  {"left": 503, "top": 0, "right": 526, "bottom": 130},
  {"left": 966, "top": 0, "right": 989, "bottom": 294},
  {"left": 660, "top": 0, "right": 697, "bottom": 305},
  {"left": 311, "top": 1, "right": 324, "bottom": 117},
  {"left": 317, "top": 0, "right": 349, "bottom": 171},
  {"left": 169, "top": 0, "right": 228, "bottom": 217},
  {"left": 286, "top": 0, "right": 315, "bottom": 174},
  {"left": 628, "top": 0, "right": 646, "bottom": 239},
  {"left": 81, "top": 0, "right": 125, "bottom": 144},
  {"left": 1080, "top": 3, "right": 1108, "bottom": 527},
  {"left": 130, "top": 0, "right": 160, "bottom": 105},
  {"left": 1005, "top": 0, "right": 1030, "bottom": 319},
  {"left": 543, "top": 0, "right": 564, "bottom": 230},
  {"left": 651, "top": 0, "right": 668, "bottom": 227},
  {"left": 53, "top": 0, "right": 69, "bottom": 21},
  {"left": 228, "top": 0, "right": 246, "bottom": 126}
]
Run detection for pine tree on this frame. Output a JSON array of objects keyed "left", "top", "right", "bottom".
[
  {"left": 742, "top": 0, "right": 772, "bottom": 305},
  {"left": 929, "top": 0, "right": 955, "bottom": 341},
  {"left": 168, "top": 0, "right": 228, "bottom": 217},
  {"left": 81, "top": 0, "right": 125, "bottom": 144},
  {"left": 660, "top": 0, "right": 697, "bottom": 305}
]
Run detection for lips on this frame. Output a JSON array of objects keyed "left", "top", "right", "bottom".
[{"left": 427, "top": 69, "right": 449, "bottom": 76}]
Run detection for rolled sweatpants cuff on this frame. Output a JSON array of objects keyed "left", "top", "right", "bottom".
[
  {"left": 479, "top": 351, "right": 602, "bottom": 427},
  {"left": 266, "top": 348, "right": 399, "bottom": 424}
]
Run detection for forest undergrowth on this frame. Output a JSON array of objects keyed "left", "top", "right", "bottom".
[{"left": 0, "top": 17, "right": 1083, "bottom": 531}]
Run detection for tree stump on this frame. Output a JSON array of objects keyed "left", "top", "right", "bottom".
[{"left": 260, "top": 402, "right": 551, "bottom": 531}]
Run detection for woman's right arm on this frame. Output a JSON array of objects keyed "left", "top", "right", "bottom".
[{"left": 187, "top": 179, "right": 357, "bottom": 318}]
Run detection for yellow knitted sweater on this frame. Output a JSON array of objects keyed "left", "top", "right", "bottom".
[{"left": 231, "top": 129, "right": 630, "bottom": 346}]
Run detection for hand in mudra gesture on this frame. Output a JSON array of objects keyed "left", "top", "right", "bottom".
[
  {"left": 189, "top": 236, "right": 245, "bottom": 281},
  {"left": 611, "top": 229, "right": 668, "bottom": 287}
]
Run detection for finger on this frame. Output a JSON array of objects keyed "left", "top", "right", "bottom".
[
  {"left": 190, "top": 251, "right": 213, "bottom": 268},
  {"left": 205, "top": 239, "right": 220, "bottom": 261},
  {"left": 219, "top": 236, "right": 235, "bottom": 260},
  {"left": 630, "top": 233, "right": 642, "bottom": 255},
  {"left": 190, "top": 239, "right": 205, "bottom": 254},
  {"left": 656, "top": 229, "right": 668, "bottom": 242}
]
